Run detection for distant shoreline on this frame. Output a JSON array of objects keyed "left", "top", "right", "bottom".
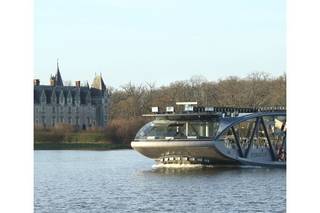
[
  {"left": 34, "top": 128, "right": 134, "bottom": 150},
  {"left": 34, "top": 142, "right": 131, "bottom": 151}
]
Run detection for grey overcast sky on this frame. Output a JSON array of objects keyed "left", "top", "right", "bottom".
[{"left": 35, "top": 0, "right": 285, "bottom": 88}]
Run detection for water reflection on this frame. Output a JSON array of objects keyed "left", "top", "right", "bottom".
[
  {"left": 151, "top": 165, "right": 239, "bottom": 176},
  {"left": 141, "top": 163, "right": 282, "bottom": 177}
]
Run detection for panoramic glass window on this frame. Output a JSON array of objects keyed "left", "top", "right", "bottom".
[
  {"left": 220, "top": 116, "right": 286, "bottom": 161},
  {"left": 232, "top": 118, "right": 257, "bottom": 151},
  {"left": 135, "top": 119, "right": 220, "bottom": 140},
  {"left": 262, "top": 116, "right": 286, "bottom": 155},
  {"left": 218, "top": 128, "right": 238, "bottom": 150},
  {"left": 254, "top": 123, "right": 268, "bottom": 149}
]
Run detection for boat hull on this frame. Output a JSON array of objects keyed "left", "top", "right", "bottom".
[
  {"left": 131, "top": 140, "right": 285, "bottom": 168},
  {"left": 131, "top": 140, "right": 237, "bottom": 164}
]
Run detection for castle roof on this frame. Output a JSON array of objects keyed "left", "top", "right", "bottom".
[
  {"left": 91, "top": 73, "right": 106, "bottom": 91},
  {"left": 55, "top": 61, "right": 64, "bottom": 86},
  {"left": 34, "top": 64, "right": 107, "bottom": 104},
  {"left": 34, "top": 85, "right": 99, "bottom": 105}
]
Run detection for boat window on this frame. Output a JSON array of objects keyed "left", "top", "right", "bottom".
[
  {"left": 262, "top": 116, "right": 286, "bottom": 153},
  {"left": 218, "top": 128, "right": 238, "bottom": 151},
  {"left": 135, "top": 119, "right": 220, "bottom": 140},
  {"left": 231, "top": 118, "right": 256, "bottom": 151},
  {"left": 221, "top": 116, "right": 286, "bottom": 160}
]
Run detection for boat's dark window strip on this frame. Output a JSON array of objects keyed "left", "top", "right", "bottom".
[{"left": 135, "top": 119, "right": 220, "bottom": 140}]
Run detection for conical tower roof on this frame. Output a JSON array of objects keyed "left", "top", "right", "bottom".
[
  {"left": 91, "top": 73, "right": 106, "bottom": 90},
  {"left": 55, "top": 60, "right": 64, "bottom": 86}
]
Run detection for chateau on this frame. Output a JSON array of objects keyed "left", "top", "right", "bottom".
[{"left": 34, "top": 63, "right": 109, "bottom": 129}]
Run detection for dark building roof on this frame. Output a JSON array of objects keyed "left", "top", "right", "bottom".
[
  {"left": 44, "top": 89, "right": 53, "bottom": 104},
  {"left": 80, "top": 90, "right": 89, "bottom": 105},
  {"left": 34, "top": 89, "right": 39, "bottom": 104},
  {"left": 55, "top": 62, "right": 64, "bottom": 86},
  {"left": 34, "top": 85, "right": 102, "bottom": 105},
  {"left": 34, "top": 66, "right": 107, "bottom": 105}
]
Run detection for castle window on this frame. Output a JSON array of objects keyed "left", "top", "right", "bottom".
[
  {"left": 76, "top": 107, "right": 79, "bottom": 113},
  {"left": 68, "top": 106, "right": 71, "bottom": 114},
  {"left": 41, "top": 116, "right": 45, "bottom": 124},
  {"left": 52, "top": 107, "right": 55, "bottom": 113},
  {"left": 60, "top": 116, "right": 64, "bottom": 123},
  {"left": 76, "top": 116, "right": 79, "bottom": 125},
  {"left": 68, "top": 117, "right": 72, "bottom": 124}
]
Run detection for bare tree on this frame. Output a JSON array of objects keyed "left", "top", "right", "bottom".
[{"left": 108, "top": 72, "right": 286, "bottom": 119}]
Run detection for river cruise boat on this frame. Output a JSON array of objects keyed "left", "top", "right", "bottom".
[{"left": 131, "top": 102, "right": 286, "bottom": 168}]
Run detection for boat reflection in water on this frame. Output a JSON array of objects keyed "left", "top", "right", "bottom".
[{"left": 131, "top": 102, "right": 286, "bottom": 168}]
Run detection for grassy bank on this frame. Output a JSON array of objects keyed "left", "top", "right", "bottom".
[
  {"left": 34, "top": 118, "right": 148, "bottom": 150},
  {"left": 34, "top": 127, "right": 132, "bottom": 150},
  {"left": 35, "top": 130, "right": 112, "bottom": 143},
  {"left": 34, "top": 142, "right": 131, "bottom": 150}
]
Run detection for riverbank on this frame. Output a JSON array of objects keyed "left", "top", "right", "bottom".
[
  {"left": 34, "top": 142, "right": 131, "bottom": 150},
  {"left": 34, "top": 117, "right": 148, "bottom": 150},
  {"left": 34, "top": 128, "right": 132, "bottom": 150}
]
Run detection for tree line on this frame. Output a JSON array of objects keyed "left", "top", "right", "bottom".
[{"left": 108, "top": 72, "right": 286, "bottom": 120}]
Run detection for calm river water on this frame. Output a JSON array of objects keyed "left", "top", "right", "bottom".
[{"left": 34, "top": 150, "right": 286, "bottom": 213}]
